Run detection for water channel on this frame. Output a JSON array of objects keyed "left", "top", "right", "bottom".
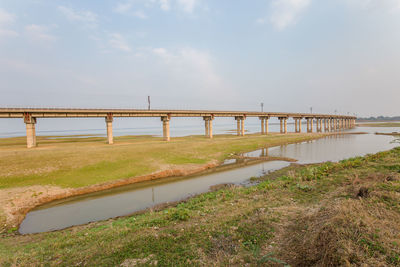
[{"left": 19, "top": 127, "right": 399, "bottom": 234}]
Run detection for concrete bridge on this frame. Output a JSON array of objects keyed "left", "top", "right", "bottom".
[{"left": 0, "top": 108, "right": 356, "bottom": 148}]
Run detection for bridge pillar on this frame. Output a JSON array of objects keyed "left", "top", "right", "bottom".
[
  {"left": 278, "top": 117, "right": 288, "bottom": 134},
  {"left": 294, "top": 118, "right": 298, "bottom": 133},
  {"left": 24, "top": 113, "right": 37, "bottom": 148},
  {"left": 235, "top": 116, "right": 245, "bottom": 136},
  {"left": 161, "top": 116, "right": 170, "bottom": 141},
  {"left": 203, "top": 116, "right": 213, "bottom": 139},
  {"left": 298, "top": 118, "right": 302, "bottom": 133},
  {"left": 284, "top": 118, "right": 287, "bottom": 133},
  {"left": 259, "top": 117, "right": 265, "bottom": 135},
  {"left": 265, "top": 117, "right": 269, "bottom": 134},
  {"left": 241, "top": 118, "right": 245, "bottom": 136},
  {"left": 105, "top": 114, "right": 113, "bottom": 145}
]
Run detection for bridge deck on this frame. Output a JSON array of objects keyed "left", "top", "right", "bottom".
[{"left": 0, "top": 108, "right": 355, "bottom": 119}]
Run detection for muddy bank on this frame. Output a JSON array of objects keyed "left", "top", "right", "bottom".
[{"left": 1, "top": 161, "right": 219, "bottom": 232}]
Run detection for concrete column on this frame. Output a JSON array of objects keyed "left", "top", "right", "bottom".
[
  {"left": 235, "top": 117, "right": 244, "bottom": 136},
  {"left": 241, "top": 118, "right": 245, "bottom": 136},
  {"left": 279, "top": 118, "right": 283, "bottom": 133},
  {"left": 306, "top": 118, "right": 310, "bottom": 133},
  {"left": 209, "top": 119, "right": 213, "bottom": 139},
  {"left": 260, "top": 117, "right": 265, "bottom": 135},
  {"left": 310, "top": 118, "right": 314, "bottom": 133},
  {"left": 265, "top": 118, "right": 269, "bottom": 134},
  {"left": 324, "top": 119, "right": 327, "bottom": 132},
  {"left": 204, "top": 118, "right": 209, "bottom": 137},
  {"left": 105, "top": 114, "right": 113, "bottom": 145},
  {"left": 161, "top": 116, "right": 170, "bottom": 141},
  {"left": 24, "top": 114, "right": 37, "bottom": 148},
  {"left": 237, "top": 118, "right": 241, "bottom": 136},
  {"left": 25, "top": 121, "right": 37, "bottom": 148},
  {"left": 294, "top": 119, "right": 298, "bottom": 133},
  {"left": 298, "top": 119, "right": 302, "bottom": 133},
  {"left": 284, "top": 118, "right": 287, "bottom": 134},
  {"left": 203, "top": 116, "right": 213, "bottom": 139}
]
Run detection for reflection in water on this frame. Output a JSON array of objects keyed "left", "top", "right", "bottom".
[{"left": 19, "top": 129, "right": 398, "bottom": 234}]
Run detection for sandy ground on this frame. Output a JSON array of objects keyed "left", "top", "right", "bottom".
[{"left": 0, "top": 161, "right": 219, "bottom": 232}]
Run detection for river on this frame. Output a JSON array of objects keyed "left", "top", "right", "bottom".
[{"left": 19, "top": 126, "right": 399, "bottom": 234}]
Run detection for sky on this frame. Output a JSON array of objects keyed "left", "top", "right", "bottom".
[{"left": 0, "top": 0, "right": 400, "bottom": 117}]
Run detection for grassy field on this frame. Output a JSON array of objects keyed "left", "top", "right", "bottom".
[
  {"left": 357, "top": 122, "right": 400, "bottom": 127},
  {"left": 0, "top": 147, "right": 399, "bottom": 266},
  {"left": 0, "top": 133, "right": 327, "bottom": 189}
]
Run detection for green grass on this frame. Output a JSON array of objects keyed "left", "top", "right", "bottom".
[
  {"left": 1, "top": 147, "right": 399, "bottom": 266},
  {"left": 0, "top": 133, "right": 326, "bottom": 189},
  {"left": 358, "top": 122, "right": 400, "bottom": 127}
]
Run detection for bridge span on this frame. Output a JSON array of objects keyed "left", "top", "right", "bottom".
[{"left": 0, "top": 108, "right": 356, "bottom": 148}]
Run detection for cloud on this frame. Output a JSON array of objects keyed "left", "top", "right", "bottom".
[
  {"left": 177, "top": 0, "right": 198, "bottom": 13},
  {"left": 0, "top": 8, "right": 18, "bottom": 38},
  {"left": 58, "top": 6, "right": 98, "bottom": 27},
  {"left": 0, "top": 8, "right": 15, "bottom": 25},
  {"left": 260, "top": 0, "right": 311, "bottom": 30},
  {"left": 108, "top": 33, "right": 131, "bottom": 52},
  {"left": 113, "top": 2, "right": 148, "bottom": 18},
  {"left": 346, "top": 0, "right": 400, "bottom": 12},
  {"left": 151, "top": 47, "right": 226, "bottom": 96},
  {"left": 25, "top": 24, "right": 56, "bottom": 43},
  {"left": 159, "top": 0, "right": 171, "bottom": 11},
  {"left": 113, "top": 0, "right": 199, "bottom": 15},
  {"left": 113, "top": 2, "right": 133, "bottom": 14}
]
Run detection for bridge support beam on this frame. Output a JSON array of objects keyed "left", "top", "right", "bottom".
[
  {"left": 24, "top": 114, "right": 37, "bottom": 148},
  {"left": 161, "top": 116, "right": 170, "bottom": 141},
  {"left": 203, "top": 116, "right": 213, "bottom": 139},
  {"left": 294, "top": 118, "right": 298, "bottom": 133},
  {"left": 265, "top": 117, "right": 269, "bottom": 134},
  {"left": 105, "top": 114, "right": 113, "bottom": 145}
]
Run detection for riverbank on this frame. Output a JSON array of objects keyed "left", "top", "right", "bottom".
[
  {"left": 357, "top": 122, "right": 400, "bottom": 127},
  {"left": 1, "top": 147, "right": 399, "bottom": 266},
  {"left": 0, "top": 132, "right": 330, "bottom": 232}
]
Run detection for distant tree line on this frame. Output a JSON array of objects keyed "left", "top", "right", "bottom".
[{"left": 357, "top": 116, "right": 400, "bottom": 121}]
